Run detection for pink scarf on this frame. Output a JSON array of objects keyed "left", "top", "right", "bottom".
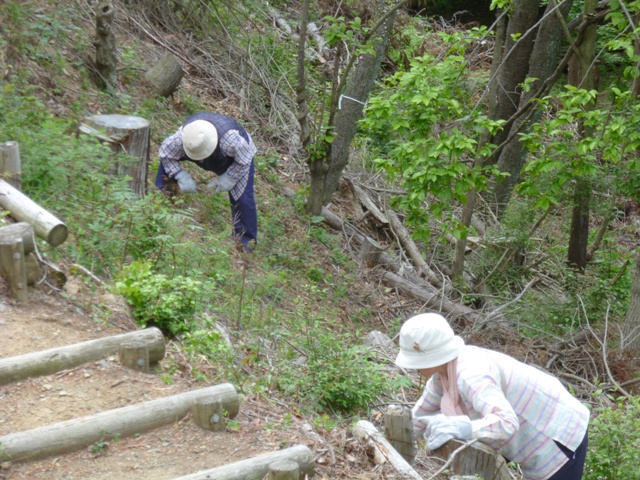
[{"left": 440, "top": 358, "right": 466, "bottom": 416}]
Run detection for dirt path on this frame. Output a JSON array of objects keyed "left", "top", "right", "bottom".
[{"left": 0, "top": 288, "right": 346, "bottom": 479}]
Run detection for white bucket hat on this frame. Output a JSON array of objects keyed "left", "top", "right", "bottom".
[
  {"left": 395, "top": 313, "right": 464, "bottom": 369},
  {"left": 181, "top": 120, "right": 218, "bottom": 160}
]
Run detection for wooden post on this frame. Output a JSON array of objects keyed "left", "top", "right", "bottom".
[
  {"left": 0, "top": 141, "right": 21, "bottom": 190},
  {"left": 79, "top": 114, "right": 150, "bottom": 196},
  {"left": 0, "top": 384, "right": 239, "bottom": 462},
  {"left": 118, "top": 341, "right": 150, "bottom": 373},
  {"left": 172, "top": 445, "right": 315, "bottom": 480},
  {"left": 353, "top": 420, "right": 422, "bottom": 480},
  {"left": 191, "top": 397, "right": 226, "bottom": 432},
  {"left": 0, "top": 327, "right": 165, "bottom": 385},
  {"left": 268, "top": 460, "right": 300, "bottom": 480},
  {"left": 93, "top": 2, "right": 117, "bottom": 89},
  {"left": 144, "top": 52, "right": 184, "bottom": 97},
  {"left": 0, "top": 236, "right": 27, "bottom": 301},
  {"left": 0, "top": 223, "right": 34, "bottom": 302},
  {"left": 0, "top": 180, "right": 68, "bottom": 247},
  {"left": 384, "top": 404, "right": 416, "bottom": 466}
]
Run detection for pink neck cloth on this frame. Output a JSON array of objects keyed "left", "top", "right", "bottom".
[{"left": 440, "top": 358, "right": 466, "bottom": 416}]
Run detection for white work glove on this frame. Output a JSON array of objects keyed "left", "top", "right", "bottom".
[
  {"left": 207, "top": 173, "right": 237, "bottom": 194},
  {"left": 174, "top": 170, "right": 197, "bottom": 193},
  {"left": 425, "top": 414, "right": 472, "bottom": 450}
]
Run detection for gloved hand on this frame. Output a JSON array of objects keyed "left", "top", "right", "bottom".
[
  {"left": 207, "top": 173, "right": 237, "bottom": 194},
  {"left": 425, "top": 414, "right": 472, "bottom": 450},
  {"left": 174, "top": 170, "right": 197, "bottom": 193}
]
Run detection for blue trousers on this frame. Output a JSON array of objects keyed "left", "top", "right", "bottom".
[
  {"left": 154, "top": 162, "right": 258, "bottom": 250},
  {"left": 548, "top": 430, "right": 588, "bottom": 480}
]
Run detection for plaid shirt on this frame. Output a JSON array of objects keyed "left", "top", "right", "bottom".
[
  {"left": 158, "top": 126, "right": 257, "bottom": 200},
  {"left": 412, "top": 346, "right": 589, "bottom": 480}
]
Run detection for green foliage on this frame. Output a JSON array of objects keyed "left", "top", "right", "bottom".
[
  {"left": 585, "top": 396, "right": 640, "bottom": 480},
  {"left": 519, "top": 84, "right": 640, "bottom": 210},
  {"left": 277, "top": 322, "right": 395, "bottom": 414},
  {"left": 113, "top": 260, "right": 209, "bottom": 336},
  {"left": 361, "top": 28, "right": 504, "bottom": 242}
]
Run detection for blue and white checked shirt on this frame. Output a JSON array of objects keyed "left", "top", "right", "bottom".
[{"left": 159, "top": 126, "right": 257, "bottom": 200}]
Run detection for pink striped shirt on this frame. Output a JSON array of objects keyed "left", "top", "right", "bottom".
[{"left": 412, "top": 346, "right": 589, "bottom": 480}]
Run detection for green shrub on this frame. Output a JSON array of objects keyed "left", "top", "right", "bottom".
[
  {"left": 585, "top": 395, "right": 640, "bottom": 480},
  {"left": 113, "top": 260, "right": 206, "bottom": 336},
  {"left": 277, "top": 325, "right": 392, "bottom": 414}
]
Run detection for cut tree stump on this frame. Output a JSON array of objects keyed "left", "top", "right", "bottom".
[
  {"left": 432, "top": 439, "right": 513, "bottom": 480},
  {"left": 353, "top": 420, "right": 422, "bottom": 480},
  {"left": 0, "top": 384, "right": 239, "bottom": 462},
  {"left": 0, "top": 140, "right": 21, "bottom": 190},
  {"left": 172, "top": 445, "right": 315, "bottom": 480},
  {"left": 0, "top": 327, "right": 165, "bottom": 385},
  {"left": 384, "top": 405, "right": 416, "bottom": 466},
  {"left": 144, "top": 52, "right": 184, "bottom": 97},
  {"left": 357, "top": 236, "right": 384, "bottom": 267},
  {"left": 79, "top": 114, "right": 150, "bottom": 196},
  {"left": 0, "top": 180, "right": 68, "bottom": 247}
]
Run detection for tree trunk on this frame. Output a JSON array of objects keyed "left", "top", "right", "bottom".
[
  {"left": 93, "top": 2, "right": 118, "bottom": 90},
  {"left": 306, "top": 6, "right": 397, "bottom": 214},
  {"left": 567, "top": 0, "right": 597, "bottom": 269},
  {"left": 488, "top": 0, "right": 539, "bottom": 151},
  {"left": 490, "top": 0, "right": 573, "bottom": 214},
  {"left": 568, "top": 180, "right": 591, "bottom": 269},
  {"left": 623, "top": 251, "right": 640, "bottom": 351}
]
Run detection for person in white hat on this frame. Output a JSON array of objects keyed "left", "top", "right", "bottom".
[
  {"left": 395, "top": 313, "right": 589, "bottom": 480},
  {"left": 155, "top": 112, "right": 258, "bottom": 251}
]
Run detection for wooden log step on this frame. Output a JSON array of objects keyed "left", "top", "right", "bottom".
[
  {"left": 0, "top": 179, "right": 68, "bottom": 247},
  {"left": 0, "top": 327, "right": 165, "bottom": 385},
  {"left": 172, "top": 445, "right": 315, "bottom": 480},
  {"left": 0, "top": 383, "right": 239, "bottom": 462}
]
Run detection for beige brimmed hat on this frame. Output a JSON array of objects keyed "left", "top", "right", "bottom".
[
  {"left": 395, "top": 313, "right": 464, "bottom": 369},
  {"left": 181, "top": 120, "right": 218, "bottom": 160}
]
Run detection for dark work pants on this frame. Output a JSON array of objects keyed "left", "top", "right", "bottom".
[
  {"left": 154, "top": 161, "right": 258, "bottom": 250},
  {"left": 230, "top": 161, "right": 257, "bottom": 250},
  {"left": 548, "top": 430, "right": 588, "bottom": 480}
]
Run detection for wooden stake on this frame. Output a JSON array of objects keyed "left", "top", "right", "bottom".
[
  {"left": 268, "top": 459, "right": 300, "bottom": 480},
  {"left": 0, "top": 141, "right": 21, "bottom": 190},
  {"left": 191, "top": 398, "right": 226, "bottom": 432},
  {"left": 118, "top": 341, "right": 150, "bottom": 373}
]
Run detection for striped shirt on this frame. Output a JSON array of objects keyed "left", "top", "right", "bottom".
[
  {"left": 412, "top": 346, "right": 590, "bottom": 480},
  {"left": 158, "top": 126, "right": 257, "bottom": 200}
]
